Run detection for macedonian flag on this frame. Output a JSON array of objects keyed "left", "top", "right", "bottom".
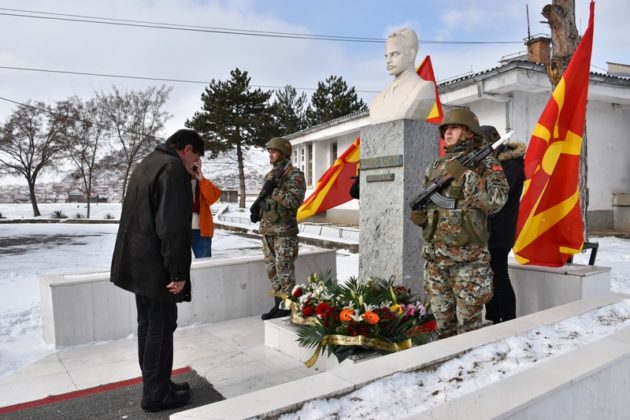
[
  {"left": 513, "top": 1, "right": 595, "bottom": 267},
  {"left": 296, "top": 137, "right": 360, "bottom": 221},
  {"left": 416, "top": 55, "right": 444, "bottom": 125}
]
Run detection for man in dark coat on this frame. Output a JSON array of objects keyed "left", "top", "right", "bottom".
[
  {"left": 481, "top": 125, "right": 526, "bottom": 324},
  {"left": 110, "top": 129, "right": 204, "bottom": 412}
]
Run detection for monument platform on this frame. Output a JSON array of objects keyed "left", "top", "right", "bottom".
[{"left": 264, "top": 317, "right": 378, "bottom": 372}]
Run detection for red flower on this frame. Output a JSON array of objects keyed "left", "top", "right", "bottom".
[
  {"left": 302, "top": 305, "right": 315, "bottom": 317},
  {"left": 347, "top": 321, "right": 370, "bottom": 337},
  {"left": 315, "top": 301, "right": 331, "bottom": 317},
  {"left": 292, "top": 287, "right": 303, "bottom": 298}
]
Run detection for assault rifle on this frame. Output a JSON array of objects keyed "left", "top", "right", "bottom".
[
  {"left": 249, "top": 160, "right": 289, "bottom": 223},
  {"left": 410, "top": 130, "right": 513, "bottom": 211}
]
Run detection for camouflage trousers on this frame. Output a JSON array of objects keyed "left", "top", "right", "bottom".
[
  {"left": 262, "top": 235, "right": 299, "bottom": 294},
  {"left": 424, "top": 258, "right": 494, "bottom": 338}
]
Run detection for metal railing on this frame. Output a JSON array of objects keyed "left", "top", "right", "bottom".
[{"left": 216, "top": 212, "right": 359, "bottom": 242}]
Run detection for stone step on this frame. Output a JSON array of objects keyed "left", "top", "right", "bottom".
[{"left": 263, "top": 317, "right": 378, "bottom": 371}]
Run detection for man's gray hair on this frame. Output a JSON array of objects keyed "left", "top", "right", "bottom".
[{"left": 387, "top": 28, "right": 419, "bottom": 54}]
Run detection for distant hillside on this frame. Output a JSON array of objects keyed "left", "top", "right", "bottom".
[{"left": 0, "top": 147, "right": 271, "bottom": 203}]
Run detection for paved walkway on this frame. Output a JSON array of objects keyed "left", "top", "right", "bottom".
[{"left": 0, "top": 316, "right": 316, "bottom": 409}]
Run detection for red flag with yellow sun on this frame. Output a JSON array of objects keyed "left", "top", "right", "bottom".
[{"left": 513, "top": 1, "right": 595, "bottom": 267}]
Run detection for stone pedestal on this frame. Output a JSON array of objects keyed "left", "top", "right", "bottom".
[
  {"left": 264, "top": 318, "right": 378, "bottom": 372},
  {"left": 358, "top": 119, "right": 439, "bottom": 292},
  {"left": 613, "top": 193, "right": 630, "bottom": 232}
]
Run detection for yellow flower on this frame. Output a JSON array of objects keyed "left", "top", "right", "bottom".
[{"left": 390, "top": 304, "right": 404, "bottom": 315}]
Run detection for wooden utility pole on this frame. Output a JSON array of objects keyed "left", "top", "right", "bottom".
[{"left": 542, "top": 0, "right": 589, "bottom": 236}]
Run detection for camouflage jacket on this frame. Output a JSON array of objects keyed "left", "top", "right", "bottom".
[
  {"left": 421, "top": 141, "right": 509, "bottom": 262},
  {"left": 259, "top": 159, "right": 306, "bottom": 236}
]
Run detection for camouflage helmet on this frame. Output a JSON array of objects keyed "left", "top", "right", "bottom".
[
  {"left": 266, "top": 137, "right": 292, "bottom": 157},
  {"left": 439, "top": 108, "right": 482, "bottom": 138}
]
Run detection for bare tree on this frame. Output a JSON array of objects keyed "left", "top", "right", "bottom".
[
  {"left": 97, "top": 85, "right": 172, "bottom": 199},
  {"left": 542, "top": 0, "right": 589, "bottom": 234},
  {"left": 60, "top": 96, "right": 108, "bottom": 218},
  {"left": 0, "top": 101, "right": 69, "bottom": 216}
]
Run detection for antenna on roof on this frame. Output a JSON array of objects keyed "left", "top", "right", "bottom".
[{"left": 526, "top": 4, "right": 531, "bottom": 41}]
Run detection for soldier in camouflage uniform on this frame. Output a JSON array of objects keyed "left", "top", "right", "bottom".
[
  {"left": 257, "top": 137, "right": 306, "bottom": 320},
  {"left": 410, "top": 108, "right": 508, "bottom": 338}
]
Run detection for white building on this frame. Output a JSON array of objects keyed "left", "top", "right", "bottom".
[{"left": 287, "top": 37, "right": 630, "bottom": 230}]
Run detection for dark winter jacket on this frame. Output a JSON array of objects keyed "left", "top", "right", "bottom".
[
  {"left": 487, "top": 142, "right": 526, "bottom": 250},
  {"left": 110, "top": 143, "right": 193, "bottom": 303}
]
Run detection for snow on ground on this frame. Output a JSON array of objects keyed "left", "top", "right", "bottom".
[
  {"left": 284, "top": 301, "right": 630, "bottom": 419},
  {"left": 0, "top": 202, "right": 122, "bottom": 220},
  {"left": 1, "top": 202, "right": 630, "bottom": 416},
  {"left": 0, "top": 208, "right": 360, "bottom": 379}
]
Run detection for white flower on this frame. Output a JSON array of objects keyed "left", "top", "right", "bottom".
[
  {"left": 363, "top": 303, "right": 377, "bottom": 312},
  {"left": 350, "top": 313, "right": 363, "bottom": 322}
]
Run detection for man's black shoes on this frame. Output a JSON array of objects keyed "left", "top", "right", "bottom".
[
  {"left": 170, "top": 380, "right": 190, "bottom": 392},
  {"left": 141, "top": 389, "right": 190, "bottom": 412}
]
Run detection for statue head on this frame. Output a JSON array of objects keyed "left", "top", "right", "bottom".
[{"left": 385, "top": 28, "right": 419, "bottom": 77}]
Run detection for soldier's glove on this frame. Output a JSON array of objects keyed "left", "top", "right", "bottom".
[
  {"left": 444, "top": 160, "right": 468, "bottom": 180},
  {"left": 249, "top": 202, "right": 261, "bottom": 223},
  {"left": 410, "top": 209, "right": 428, "bottom": 226},
  {"left": 262, "top": 179, "right": 278, "bottom": 196}
]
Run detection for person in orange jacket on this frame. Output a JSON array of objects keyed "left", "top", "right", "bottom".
[{"left": 191, "top": 158, "right": 222, "bottom": 258}]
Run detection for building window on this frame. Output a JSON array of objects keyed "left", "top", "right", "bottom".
[
  {"left": 293, "top": 149, "right": 298, "bottom": 166},
  {"left": 331, "top": 142, "right": 338, "bottom": 165},
  {"left": 307, "top": 143, "right": 313, "bottom": 187}
]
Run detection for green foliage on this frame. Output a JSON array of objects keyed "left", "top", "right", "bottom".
[
  {"left": 104, "top": 213, "right": 115, "bottom": 219},
  {"left": 271, "top": 85, "right": 308, "bottom": 135},
  {"left": 186, "top": 68, "right": 277, "bottom": 158},
  {"left": 304, "top": 75, "right": 367, "bottom": 127},
  {"left": 74, "top": 212, "right": 84, "bottom": 219},
  {"left": 51, "top": 210, "right": 68, "bottom": 219},
  {"left": 290, "top": 272, "right": 436, "bottom": 361}
]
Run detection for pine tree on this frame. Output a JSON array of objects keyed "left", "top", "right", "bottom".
[
  {"left": 186, "top": 68, "right": 277, "bottom": 208},
  {"left": 271, "top": 85, "right": 307, "bottom": 135},
  {"left": 304, "top": 75, "right": 367, "bottom": 127}
]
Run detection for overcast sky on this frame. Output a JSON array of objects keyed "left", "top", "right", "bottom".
[{"left": 0, "top": 0, "right": 626, "bottom": 138}]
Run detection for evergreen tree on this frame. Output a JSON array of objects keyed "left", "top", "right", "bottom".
[
  {"left": 271, "top": 85, "right": 307, "bottom": 135},
  {"left": 186, "top": 68, "right": 276, "bottom": 208},
  {"left": 304, "top": 75, "right": 367, "bottom": 127}
]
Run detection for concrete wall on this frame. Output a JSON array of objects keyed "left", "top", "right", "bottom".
[
  {"left": 39, "top": 248, "right": 337, "bottom": 347},
  {"left": 172, "top": 293, "right": 629, "bottom": 419},
  {"left": 509, "top": 260, "right": 611, "bottom": 317}
]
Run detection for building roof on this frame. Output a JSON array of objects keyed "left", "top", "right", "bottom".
[
  {"left": 438, "top": 59, "right": 630, "bottom": 93},
  {"left": 287, "top": 59, "right": 630, "bottom": 141},
  {"left": 285, "top": 110, "right": 368, "bottom": 141}
]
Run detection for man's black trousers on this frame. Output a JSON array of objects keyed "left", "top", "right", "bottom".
[
  {"left": 485, "top": 247, "right": 517, "bottom": 323},
  {"left": 136, "top": 294, "right": 178, "bottom": 403}
]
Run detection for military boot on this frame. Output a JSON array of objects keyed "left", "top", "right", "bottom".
[
  {"left": 272, "top": 297, "right": 291, "bottom": 319},
  {"left": 261, "top": 297, "right": 280, "bottom": 320}
]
